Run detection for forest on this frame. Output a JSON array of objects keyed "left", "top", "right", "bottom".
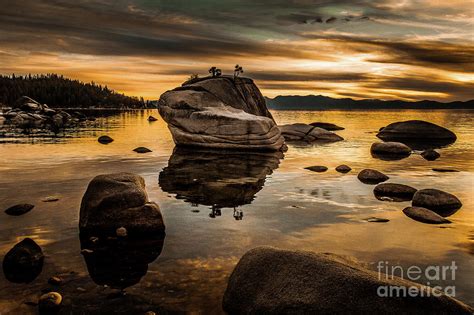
[{"left": 0, "top": 74, "right": 150, "bottom": 108}]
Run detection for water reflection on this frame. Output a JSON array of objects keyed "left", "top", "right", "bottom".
[
  {"left": 159, "top": 147, "right": 282, "bottom": 217},
  {"left": 80, "top": 234, "right": 165, "bottom": 290}
]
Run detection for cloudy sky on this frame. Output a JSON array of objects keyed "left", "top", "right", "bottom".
[{"left": 0, "top": 0, "right": 473, "bottom": 101}]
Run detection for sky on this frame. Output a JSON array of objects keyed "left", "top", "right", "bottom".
[{"left": 0, "top": 0, "right": 473, "bottom": 101}]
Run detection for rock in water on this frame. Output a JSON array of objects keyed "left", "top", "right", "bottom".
[
  {"left": 412, "top": 189, "right": 462, "bottom": 217},
  {"left": 305, "top": 166, "right": 328, "bottom": 172},
  {"left": 364, "top": 217, "right": 390, "bottom": 223},
  {"left": 421, "top": 149, "right": 440, "bottom": 161},
  {"left": 38, "top": 292, "right": 62, "bottom": 314},
  {"left": 376, "top": 120, "right": 456, "bottom": 148},
  {"left": 335, "top": 165, "right": 351, "bottom": 173},
  {"left": 158, "top": 76, "right": 285, "bottom": 151},
  {"left": 2, "top": 238, "right": 44, "bottom": 283},
  {"left": 371, "top": 142, "right": 411, "bottom": 160},
  {"left": 357, "top": 169, "right": 389, "bottom": 184},
  {"left": 279, "top": 123, "right": 343, "bottom": 143},
  {"left": 98, "top": 135, "right": 114, "bottom": 144},
  {"left": 223, "top": 247, "right": 472, "bottom": 314},
  {"left": 432, "top": 168, "right": 460, "bottom": 173},
  {"left": 309, "top": 122, "right": 344, "bottom": 130},
  {"left": 403, "top": 207, "right": 451, "bottom": 224},
  {"left": 133, "top": 147, "right": 152, "bottom": 153},
  {"left": 4, "top": 203, "right": 34, "bottom": 216},
  {"left": 147, "top": 115, "right": 158, "bottom": 121},
  {"left": 79, "top": 173, "right": 165, "bottom": 236},
  {"left": 373, "top": 183, "right": 417, "bottom": 202}
]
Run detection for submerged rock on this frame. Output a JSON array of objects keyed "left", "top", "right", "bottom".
[
  {"left": 371, "top": 142, "right": 411, "bottom": 160},
  {"left": 403, "top": 207, "right": 451, "bottom": 224},
  {"left": 412, "top": 189, "right": 462, "bottom": 217},
  {"left": 4, "top": 203, "right": 34, "bottom": 216},
  {"left": 433, "top": 168, "right": 460, "bottom": 173},
  {"left": 158, "top": 76, "right": 285, "bottom": 151},
  {"left": 305, "top": 165, "right": 328, "bottom": 173},
  {"left": 364, "top": 217, "right": 390, "bottom": 223},
  {"left": 279, "top": 123, "right": 343, "bottom": 143},
  {"left": 376, "top": 120, "right": 456, "bottom": 148},
  {"left": 309, "top": 122, "right": 344, "bottom": 130},
  {"left": 79, "top": 173, "right": 165, "bottom": 236},
  {"left": 373, "top": 183, "right": 417, "bottom": 202},
  {"left": 223, "top": 247, "right": 472, "bottom": 314},
  {"left": 421, "top": 149, "right": 440, "bottom": 161},
  {"left": 357, "top": 169, "right": 389, "bottom": 184},
  {"left": 2, "top": 238, "right": 44, "bottom": 283},
  {"left": 38, "top": 292, "right": 62, "bottom": 314},
  {"left": 98, "top": 135, "right": 114, "bottom": 144},
  {"left": 133, "top": 147, "right": 152, "bottom": 153},
  {"left": 335, "top": 164, "right": 352, "bottom": 173}
]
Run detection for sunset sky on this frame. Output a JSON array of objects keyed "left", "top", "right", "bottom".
[{"left": 0, "top": 0, "right": 473, "bottom": 101}]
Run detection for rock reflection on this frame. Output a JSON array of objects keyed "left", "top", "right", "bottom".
[
  {"left": 80, "top": 234, "right": 165, "bottom": 290},
  {"left": 159, "top": 147, "right": 282, "bottom": 218}
]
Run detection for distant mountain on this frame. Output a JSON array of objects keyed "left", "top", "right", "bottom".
[{"left": 265, "top": 95, "right": 474, "bottom": 110}]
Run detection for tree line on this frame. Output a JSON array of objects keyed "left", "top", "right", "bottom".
[{"left": 0, "top": 74, "right": 151, "bottom": 108}]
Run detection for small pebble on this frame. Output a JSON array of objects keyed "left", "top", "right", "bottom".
[
  {"left": 42, "top": 196, "right": 60, "bottom": 202},
  {"left": 76, "top": 287, "right": 87, "bottom": 292},
  {"left": 48, "top": 276, "right": 62, "bottom": 285},
  {"left": 81, "top": 249, "right": 94, "bottom": 255},
  {"left": 364, "top": 217, "right": 390, "bottom": 223},
  {"left": 116, "top": 227, "right": 128, "bottom": 237}
]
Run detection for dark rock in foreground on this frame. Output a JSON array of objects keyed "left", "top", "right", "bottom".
[
  {"left": 305, "top": 165, "right": 328, "bottom": 173},
  {"left": 158, "top": 76, "right": 285, "bottom": 151},
  {"left": 98, "top": 135, "right": 114, "bottom": 144},
  {"left": 374, "top": 183, "right": 417, "bottom": 202},
  {"left": 357, "top": 169, "right": 389, "bottom": 184},
  {"left": 403, "top": 207, "right": 451, "bottom": 224},
  {"left": 377, "top": 120, "right": 456, "bottom": 149},
  {"left": 79, "top": 173, "right": 165, "bottom": 236},
  {"left": 335, "top": 164, "right": 351, "bottom": 173},
  {"left": 4, "top": 203, "right": 34, "bottom": 216},
  {"left": 133, "top": 147, "right": 152, "bottom": 153},
  {"left": 38, "top": 292, "right": 62, "bottom": 314},
  {"left": 421, "top": 149, "right": 440, "bottom": 161},
  {"left": 371, "top": 142, "right": 411, "bottom": 160},
  {"left": 309, "top": 122, "right": 344, "bottom": 130},
  {"left": 412, "top": 189, "right": 462, "bottom": 217},
  {"left": 2, "top": 238, "right": 44, "bottom": 283},
  {"left": 279, "top": 123, "right": 343, "bottom": 143},
  {"left": 223, "top": 247, "right": 472, "bottom": 314}
]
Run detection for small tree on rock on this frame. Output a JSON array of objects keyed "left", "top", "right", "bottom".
[
  {"left": 234, "top": 64, "right": 243, "bottom": 79},
  {"left": 209, "top": 67, "right": 222, "bottom": 77}
]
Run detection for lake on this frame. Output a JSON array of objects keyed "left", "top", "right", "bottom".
[{"left": 0, "top": 109, "right": 473, "bottom": 314}]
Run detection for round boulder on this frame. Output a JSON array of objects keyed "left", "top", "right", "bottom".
[
  {"left": 357, "top": 169, "right": 389, "bottom": 184},
  {"left": 79, "top": 173, "right": 165, "bottom": 236},
  {"left": 403, "top": 207, "right": 451, "bottom": 224},
  {"left": 2, "top": 238, "right": 44, "bottom": 283},
  {"left": 335, "top": 165, "right": 351, "bottom": 173},
  {"left": 412, "top": 189, "right": 462, "bottom": 217},
  {"left": 373, "top": 183, "right": 417, "bottom": 202},
  {"left": 421, "top": 149, "right": 440, "bottom": 161},
  {"left": 4, "top": 203, "right": 34, "bottom": 216},
  {"left": 371, "top": 142, "right": 411, "bottom": 160},
  {"left": 223, "top": 247, "right": 472, "bottom": 314},
  {"left": 376, "top": 120, "right": 456, "bottom": 148},
  {"left": 305, "top": 166, "right": 328, "bottom": 173}
]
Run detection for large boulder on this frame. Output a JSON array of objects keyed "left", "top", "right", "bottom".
[
  {"left": 223, "top": 247, "right": 472, "bottom": 314},
  {"left": 412, "top": 189, "right": 462, "bottom": 217},
  {"left": 377, "top": 120, "right": 456, "bottom": 148},
  {"left": 309, "top": 122, "right": 344, "bottom": 130},
  {"left": 279, "top": 123, "right": 343, "bottom": 143},
  {"left": 158, "top": 76, "right": 285, "bottom": 151},
  {"left": 2, "top": 238, "right": 44, "bottom": 283},
  {"left": 371, "top": 142, "right": 411, "bottom": 160},
  {"left": 79, "top": 173, "right": 165, "bottom": 236}
]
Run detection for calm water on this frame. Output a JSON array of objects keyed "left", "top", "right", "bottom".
[{"left": 0, "top": 109, "right": 473, "bottom": 314}]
